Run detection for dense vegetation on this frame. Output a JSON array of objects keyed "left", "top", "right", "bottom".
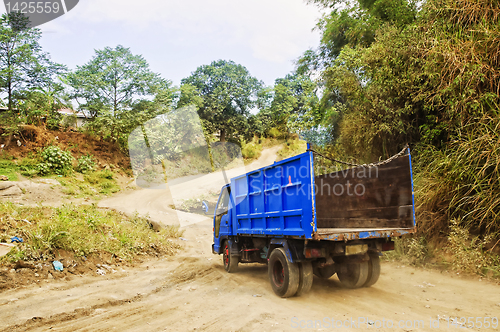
[
  {"left": 298, "top": 0, "right": 499, "bottom": 274},
  {"left": 1, "top": 1, "right": 499, "bottom": 273},
  {"left": 299, "top": 0, "right": 499, "bottom": 239}
]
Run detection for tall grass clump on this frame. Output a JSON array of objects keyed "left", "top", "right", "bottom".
[
  {"left": 416, "top": 113, "right": 500, "bottom": 237},
  {"left": 0, "top": 202, "right": 183, "bottom": 263},
  {"left": 447, "top": 219, "right": 500, "bottom": 277},
  {"left": 384, "top": 236, "right": 432, "bottom": 266}
]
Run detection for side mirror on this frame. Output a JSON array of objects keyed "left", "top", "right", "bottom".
[{"left": 202, "top": 200, "right": 209, "bottom": 214}]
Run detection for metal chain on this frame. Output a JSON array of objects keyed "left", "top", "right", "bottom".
[{"left": 308, "top": 144, "right": 409, "bottom": 168}]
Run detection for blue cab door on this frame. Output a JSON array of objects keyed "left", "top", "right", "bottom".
[{"left": 213, "top": 185, "right": 231, "bottom": 253}]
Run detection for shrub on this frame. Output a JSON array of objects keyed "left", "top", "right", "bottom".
[
  {"left": 447, "top": 220, "right": 500, "bottom": 277},
  {"left": 267, "top": 127, "right": 282, "bottom": 139},
  {"left": 388, "top": 236, "right": 431, "bottom": 266},
  {"left": 241, "top": 138, "right": 262, "bottom": 160},
  {"left": 276, "top": 138, "right": 307, "bottom": 161},
  {"left": 76, "top": 155, "right": 96, "bottom": 174},
  {"left": 38, "top": 145, "right": 74, "bottom": 175}
]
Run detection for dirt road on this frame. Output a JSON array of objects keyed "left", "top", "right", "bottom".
[
  {"left": 97, "top": 146, "right": 282, "bottom": 227},
  {"left": 1, "top": 147, "right": 500, "bottom": 331}
]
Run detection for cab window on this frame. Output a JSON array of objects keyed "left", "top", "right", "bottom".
[{"left": 216, "top": 186, "right": 230, "bottom": 214}]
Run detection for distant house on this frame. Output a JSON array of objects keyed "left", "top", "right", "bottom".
[{"left": 58, "top": 108, "right": 89, "bottom": 128}]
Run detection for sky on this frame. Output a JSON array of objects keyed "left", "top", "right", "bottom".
[{"left": 1, "top": 0, "right": 324, "bottom": 87}]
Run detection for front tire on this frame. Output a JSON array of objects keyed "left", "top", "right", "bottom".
[
  {"left": 223, "top": 241, "right": 238, "bottom": 273},
  {"left": 337, "top": 260, "right": 369, "bottom": 289},
  {"left": 268, "top": 248, "right": 299, "bottom": 298}
]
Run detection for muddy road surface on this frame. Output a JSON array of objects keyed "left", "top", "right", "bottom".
[{"left": 1, "top": 147, "right": 500, "bottom": 331}]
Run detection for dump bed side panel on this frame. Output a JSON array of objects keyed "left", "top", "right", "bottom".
[
  {"left": 232, "top": 152, "right": 315, "bottom": 237},
  {"left": 315, "top": 154, "right": 415, "bottom": 230}
]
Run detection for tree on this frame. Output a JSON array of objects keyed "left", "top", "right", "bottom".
[
  {"left": 67, "top": 45, "right": 174, "bottom": 145},
  {"left": 179, "top": 60, "right": 263, "bottom": 142},
  {"left": 298, "top": 0, "right": 417, "bottom": 75},
  {"left": 67, "top": 45, "right": 170, "bottom": 119},
  {"left": 17, "top": 84, "right": 69, "bottom": 128},
  {"left": 267, "top": 73, "right": 321, "bottom": 134},
  {"left": 0, "top": 13, "right": 64, "bottom": 111}
]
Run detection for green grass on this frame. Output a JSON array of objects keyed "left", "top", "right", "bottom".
[
  {"left": 241, "top": 137, "right": 263, "bottom": 160},
  {"left": 0, "top": 203, "right": 183, "bottom": 263},
  {"left": 383, "top": 229, "right": 500, "bottom": 280},
  {"left": 58, "top": 169, "right": 121, "bottom": 199},
  {"left": 0, "top": 154, "right": 122, "bottom": 199},
  {"left": 276, "top": 137, "right": 307, "bottom": 161},
  {"left": 0, "top": 153, "right": 48, "bottom": 180},
  {"left": 0, "top": 159, "right": 19, "bottom": 181}
]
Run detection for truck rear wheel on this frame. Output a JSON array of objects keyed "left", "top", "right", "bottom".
[
  {"left": 268, "top": 248, "right": 299, "bottom": 298},
  {"left": 363, "top": 254, "right": 381, "bottom": 287},
  {"left": 295, "top": 261, "right": 313, "bottom": 296},
  {"left": 313, "top": 265, "right": 336, "bottom": 279},
  {"left": 337, "top": 261, "right": 369, "bottom": 289},
  {"left": 223, "top": 241, "right": 238, "bottom": 273}
]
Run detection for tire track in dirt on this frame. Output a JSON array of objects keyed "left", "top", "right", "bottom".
[{"left": 2, "top": 146, "right": 500, "bottom": 331}]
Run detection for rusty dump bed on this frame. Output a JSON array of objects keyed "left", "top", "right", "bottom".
[
  {"left": 231, "top": 149, "right": 416, "bottom": 241},
  {"left": 313, "top": 153, "right": 416, "bottom": 240}
]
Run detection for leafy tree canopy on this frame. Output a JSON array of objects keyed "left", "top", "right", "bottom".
[
  {"left": 67, "top": 45, "right": 171, "bottom": 119},
  {"left": 0, "top": 13, "right": 65, "bottom": 111},
  {"left": 298, "top": 0, "right": 417, "bottom": 74},
  {"left": 179, "top": 59, "right": 263, "bottom": 142},
  {"left": 267, "top": 73, "right": 321, "bottom": 133}
]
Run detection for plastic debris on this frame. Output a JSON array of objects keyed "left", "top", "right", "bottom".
[
  {"left": 179, "top": 237, "right": 189, "bottom": 241},
  {"left": 52, "top": 261, "right": 64, "bottom": 271},
  {"left": 10, "top": 237, "right": 23, "bottom": 243}
]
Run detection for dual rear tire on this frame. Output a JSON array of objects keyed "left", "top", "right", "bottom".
[
  {"left": 268, "top": 248, "right": 314, "bottom": 298},
  {"left": 337, "top": 254, "right": 381, "bottom": 288},
  {"left": 226, "top": 245, "right": 381, "bottom": 296}
]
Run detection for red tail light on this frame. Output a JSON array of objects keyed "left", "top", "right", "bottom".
[{"left": 304, "top": 248, "right": 323, "bottom": 258}]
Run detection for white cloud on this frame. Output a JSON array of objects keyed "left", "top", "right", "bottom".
[
  {"left": 63, "top": 0, "right": 321, "bottom": 64},
  {"left": 2, "top": 0, "right": 323, "bottom": 85}
]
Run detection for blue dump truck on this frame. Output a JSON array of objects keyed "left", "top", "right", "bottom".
[{"left": 212, "top": 147, "right": 416, "bottom": 297}]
